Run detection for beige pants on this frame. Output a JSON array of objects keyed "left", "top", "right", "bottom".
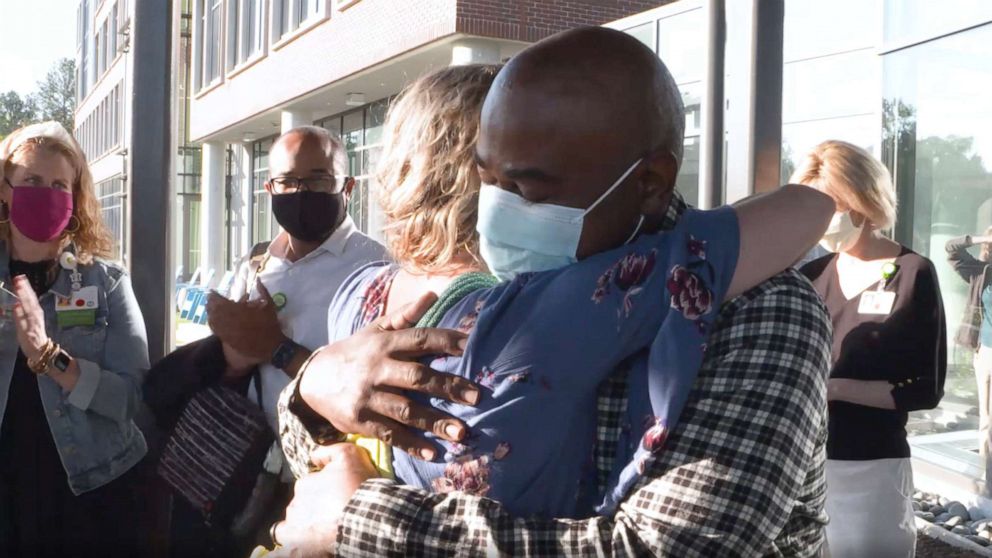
[
  {"left": 974, "top": 345, "right": 992, "bottom": 456},
  {"left": 825, "top": 458, "right": 916, "bottom": 558},
  {"left": 976, "top": 346, "right": 992, "bottom": 493}
]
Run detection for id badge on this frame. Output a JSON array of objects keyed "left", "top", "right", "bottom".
[
  {"left": 56, "top": 285, "right": 99, "bottom": 327},
  {"left": 858, "top": 290, "right": 896, "bottom": 315}
]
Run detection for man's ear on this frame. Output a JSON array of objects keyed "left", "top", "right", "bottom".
[
  {"left": 638, "top": 149, "right": 679, "bottom": 218},
  {"left": 343, "top": 177, "right": 356, "bottom": 197},
  {"left": 263, "top": 180, "right": 274, "bottom": 195}
]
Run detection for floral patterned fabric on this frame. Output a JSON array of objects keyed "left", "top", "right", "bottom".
[{"left": 308, "top": 207, "right": 739, "bottom": 519}]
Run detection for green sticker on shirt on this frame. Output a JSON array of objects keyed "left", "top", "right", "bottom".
[{"left": 57, "top": 309, "right": 97, "bottom": 328}]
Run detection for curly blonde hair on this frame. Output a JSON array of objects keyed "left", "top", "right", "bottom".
[
  {"left": 790, "top": 140, "right": 897, "bottom": 230},
  {"left": 1, "top": 124, "right": 115, "bottom": 263},
  {"left": 376, "top": 63, "right": 501, "bottom": 274}
]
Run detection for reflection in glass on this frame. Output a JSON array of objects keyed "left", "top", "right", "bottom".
[
  {"left": 882, "top": 24, "right": 992, "bottom": 442},
  {"left": 657, "top": 7, "right": 704, "bottom": 83},
  {"left": 625, "top": 22, "right": 654, "bottom": 50},
  {"left": 884, "top": 0, "right": 992, "bottom": 45},
  {"left": 783, "top": 0, "right": 879, "bottom": 62}
]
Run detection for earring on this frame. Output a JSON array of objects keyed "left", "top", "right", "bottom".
[
  {"left": 64, "top": 215, "right": 80, "bottom": 234},
  {"left": 0, "top": 201, "right": 8, "bottom": 225}
]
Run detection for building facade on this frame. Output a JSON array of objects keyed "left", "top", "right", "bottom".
[
  {"left": 74, "top": 0, "right": 133, "bottom": 265},
  {"left": 182, "top": 0, "right": 669, "bottom": 284}
]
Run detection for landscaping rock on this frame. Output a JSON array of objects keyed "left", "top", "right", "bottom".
[
  {"left": 916, "top": 512, "right": 936, "bottom": 522},
  {"left": 947, "top": 502, "right": 971, "bottom": 521},
  {"left": 931, "top": 505, "right": 947, "bottom": 516},
  {"left": 945, "top": 516, "right": 964, "bottom": 529},
  {"left": 913, "top": 501, "right": 922, "bottom": 512},
  {"left": 936, "top": 512, "right": 953, "bottom": 523},
  {"left": 969, "top": 506, "right": 986, "bottom": 521}
]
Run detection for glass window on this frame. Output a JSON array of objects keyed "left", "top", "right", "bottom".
[
  {"left": 625, "top": 22, "right": 654, "bottom": 51},
  {"left": 783, "top": 49, "right": 877, "bottom": 125},
  {"left": 656, "top": 7, "right": 704, "bottom": 84},
  {"left": 882, "top": 24, "right": 992, "bottom": 446},
  {"left": 784, "top": 0, "right": 878, "bottom": 62},
  {"left": 274, "top": 0, "right": 292, "bottom": 39},
  {"left": 110, "top": 4, "right": 118, "bottom": 61},
  {"left": 97, "top": 177, "right": 127, "bottom": 263},
  {"left": 198, "top": 0, "right": 222, "bottom": 88},
  {"left": 245, "top": 0, "right": 263, "bottom": 60},
  {"left": 226, "top": 0, "right": 240, "bottom": 71},
  {"left": 251, "top": 138, "right": 275, "bottom": 245},
  {"left": 885, "top": 0, "right": 992, "bottom": 45}
]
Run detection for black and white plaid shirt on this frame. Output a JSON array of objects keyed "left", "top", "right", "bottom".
[{"left": 281, "top": 194, "right": 833, "bottom": 557}]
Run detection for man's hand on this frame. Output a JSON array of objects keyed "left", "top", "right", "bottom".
[
  {"left": 222, "top": 342, "right": 260, "bottom": 379},
  {"left": 207, "top": 280, "right": 287, "bottom": 362},
  {"left": 270, "top": 444, "right": 379, "bottom": 557},
  {"left": 299, "top": 292, "right": 481, "bottom": 461}
]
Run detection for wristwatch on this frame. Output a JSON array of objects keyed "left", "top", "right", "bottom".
[
  {"left": 51, "top": 349, "right": 72, "bottom": 373},
  {"left": 270, "top": 339, "right": 300, "bottom": 370}
]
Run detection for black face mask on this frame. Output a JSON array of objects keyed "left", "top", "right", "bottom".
[{"left": 271, "top": 191, "right": 347, "bottom": 243}]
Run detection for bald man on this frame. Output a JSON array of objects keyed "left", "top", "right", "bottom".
[{"left": 274, "top": 28, "right": 832, "bottom": 557}]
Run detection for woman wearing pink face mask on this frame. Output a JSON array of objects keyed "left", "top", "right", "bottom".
[{"left": 0, "top": 122, "right": 150, "bottom": 556}]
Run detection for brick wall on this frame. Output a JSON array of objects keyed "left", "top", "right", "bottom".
[{"left": 456, "top": 0, "right": 676, "bottom": 43}]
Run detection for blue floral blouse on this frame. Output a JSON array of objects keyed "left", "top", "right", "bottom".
[{"left": 326, "top": 207, "right": 740, "bottom": 518}]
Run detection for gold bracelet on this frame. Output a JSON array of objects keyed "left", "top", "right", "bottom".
[{"left": 27, "top": 340, "right": 59, "bottom": 375}]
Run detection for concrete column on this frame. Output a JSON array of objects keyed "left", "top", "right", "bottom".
[
  {"left": 281, "top": 109, "right": 310, "bottom": 134},
  {"left": 200, "top": 141, "right": 226, "bottom": 286},
  {"left": 129, "top": 0, "right": 172, "bottom": 361},
  {"left": 450, "top": 39, "right": 501, "bottom": 66},
  {"left": 723, "top": 0, "right": 784, "bottom": 202}
]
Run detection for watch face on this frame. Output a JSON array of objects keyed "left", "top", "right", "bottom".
[{"left": 54, "top": 351, "right": 72, "bottom": 372}]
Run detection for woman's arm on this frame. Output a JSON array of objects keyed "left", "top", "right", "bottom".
[
  {"left": 65, "top": 273, "right": 150, "bottom": 423},
  {"left": 729, "top": 184, "right": 835, "bottom": 298},
  {"left": 945, "top": 235, "right": 988, "bottom": 282},
  {"left": 828, "top": 379, "right": 896, "bottom": 409},
  {"left": 889, "top": 263, "right": 947, "bottom": 412}
]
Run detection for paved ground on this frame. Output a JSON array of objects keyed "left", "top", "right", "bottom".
[{"left": 918, "top": 534, "right": 985, "bottom": 557}]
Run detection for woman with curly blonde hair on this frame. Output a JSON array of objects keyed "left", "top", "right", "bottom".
[
  {"left": 0, "top": 122, "right": 150, "bottom": 556},
  {"left": 275, "top": 64, "right": 500, "bottom": 486}
]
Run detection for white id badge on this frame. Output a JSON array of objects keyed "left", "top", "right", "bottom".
[{"left": 858, "top": 291, "right": 896, "bottom": 315}]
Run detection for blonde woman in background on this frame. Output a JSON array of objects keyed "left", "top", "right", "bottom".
[
  {"left": 798, "top": 140, "right": 946, "bottom": 557},
  {"left": 0, "top": 122, "right": 150, "bottom": 557}
]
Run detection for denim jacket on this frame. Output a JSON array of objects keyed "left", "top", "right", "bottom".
[{"left": 0, "top": 245, "right": 149, "bottom": 495}]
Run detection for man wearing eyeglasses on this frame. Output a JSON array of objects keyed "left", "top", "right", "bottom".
[
  {"left": 206, "top": 125, "right": 388, "bottom": 436},
  {"left": 151, "top": 126, "right": 386, "bottom": 556}
]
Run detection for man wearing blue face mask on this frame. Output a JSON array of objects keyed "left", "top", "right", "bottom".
[{"left": 272, "top": 27, "right": 835, "bottom": 558}]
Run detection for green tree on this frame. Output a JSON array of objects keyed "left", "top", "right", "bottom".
[
  {"left": 0, "top": 91, "right": 37, "bottom": 137},
  {"left": 31, "top": 58, "right": 77, "bottom": 132}
]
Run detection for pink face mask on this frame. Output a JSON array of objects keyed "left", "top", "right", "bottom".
[{"left": 8, "top": 184, "right": 74, "bottom": 243}]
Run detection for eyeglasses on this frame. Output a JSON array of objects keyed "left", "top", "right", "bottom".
[{"left": 269, "top": 174, "right": 349, "bottom": 194}]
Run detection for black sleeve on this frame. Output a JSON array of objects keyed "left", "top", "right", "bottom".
[
  {"left": 946, "top": 235, "right": 987, "bottom": 283},
  {"left": 890, "top": 262, "right": 947, "bottom": 412}
]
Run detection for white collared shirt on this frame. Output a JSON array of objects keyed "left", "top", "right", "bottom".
[{"left": 229, "top": 216, "right": 389, "bottom": 432}]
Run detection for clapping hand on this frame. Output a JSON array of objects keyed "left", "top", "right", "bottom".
[{"left": 11, "top": 275, "right": 51, "bottom": 362}]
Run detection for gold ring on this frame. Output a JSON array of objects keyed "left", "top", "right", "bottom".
[{"left": 269, "top": 522, "right": 281, "bottom": 546}]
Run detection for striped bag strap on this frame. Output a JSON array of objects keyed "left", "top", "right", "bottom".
[{"left": 415, "top": 272, "right": 500, "bottom": 328}]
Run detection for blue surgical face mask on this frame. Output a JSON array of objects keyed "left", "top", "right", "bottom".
[{"left": 477, "top": 158, "right": 645, "bottom": 281}]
